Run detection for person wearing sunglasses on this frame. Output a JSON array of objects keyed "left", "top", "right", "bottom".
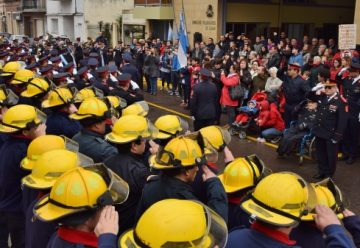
[
  {"left": 0, "top": 104, "right": 46, "bottom": 248},
  {"left": 42, "top": 86, "right": 81, "bottom": 138},
  {"left": 308, "top": 79, "right": 348, "bottom": 179}
]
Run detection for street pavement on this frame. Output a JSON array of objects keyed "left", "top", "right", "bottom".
[{"left": 144, "top": 88, "right": 360, "bottom": 214}]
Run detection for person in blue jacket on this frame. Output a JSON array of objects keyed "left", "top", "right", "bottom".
[
  {"left": 33, "top": 164, "right": 129, "bottom": 248},
  {"left": 218, "top": 155, "right": 267, "bottom": 231},
  {"left": 42, "top": 86, "right": 81, "bottom": 138},
  {"left": 226, "top": 172, "right": 355, "bottom": 248},
  {"left": 0, "top": 104, "right": 46, "bottom": 248}
]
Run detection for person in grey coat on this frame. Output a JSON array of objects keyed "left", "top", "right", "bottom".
[{"left": 144, "top": 48, "right": 160, "bottom": 95}]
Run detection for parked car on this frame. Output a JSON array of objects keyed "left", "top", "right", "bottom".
[{"left": 9, "top": 34, "right": 29, "bottom": 43}]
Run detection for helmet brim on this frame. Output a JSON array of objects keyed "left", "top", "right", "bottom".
[
  {"left": 20, "top": 157, "right": 36, "bottom": 170},
  {"left": 21, "top": 90, "right": 38, "bottom": 98},
  {"left": 0, "top": 123, "right": 19, "bottom": 133},
  {"left": 241, "top": 198, "right": 298, "bottom": 226},
  {"left": 22, "top": 174, "right": 55, "bottom": 189},
  {"left": 33, "top": 195, "right": 83, "bottom": 222},
  {"left": 118, "top": 229, "right": 139, "bottom": 248},
  {"left": 218, "top": 174, "right": 246, "bottom": 193}
]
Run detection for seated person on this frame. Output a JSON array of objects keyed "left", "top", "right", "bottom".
[
  {"left": 277, "top": 99, "right": 317, "bottom": 156},
  {"left": 233, "top": 100, "right": 258, "bottom": 127}
]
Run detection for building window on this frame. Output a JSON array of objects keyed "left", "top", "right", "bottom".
[{"left": 51, "top": 18, "right": 58, "bottom": 34}]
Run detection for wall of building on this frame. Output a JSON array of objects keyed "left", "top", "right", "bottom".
[
  {"left": 172, "top": 0, "right": 219, "bottom": 47},
  {"left": 84, "top": 0, "right": 134, "bottom": 42},
  {"left": 226, "top": 3, "right": 354, "bottom": 28},
  {"left": 355, "top": 0, "right": 360, "bottom": 45}
]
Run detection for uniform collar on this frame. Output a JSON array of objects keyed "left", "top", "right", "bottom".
[
  {"left": 251, "top": 221, "right": 297, "bottom": 246},
  {"left": 352, "top": 75, "right": 360, "bottom": 84},
  {"left": 57, "top": 226, "right": 98, "bottom": 248},
  {"left": 82, "top": 129, "right": 104, "bottom": 138}
]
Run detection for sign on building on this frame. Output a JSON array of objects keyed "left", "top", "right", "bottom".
[{"left": 338, "top": 24, "right": 357, "bottom": 50}]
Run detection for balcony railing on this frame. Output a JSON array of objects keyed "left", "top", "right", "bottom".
[
  {"left": 22, "top": 0, "right": 46, "bottom": 11},
  {"left": 134, "top": 0, "right": 172, "bottom": 6}
]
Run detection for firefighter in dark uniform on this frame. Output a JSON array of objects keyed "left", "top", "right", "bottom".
[
  {"left": 33, "top": 165, "right": 129, "bottom": 248},
  {"left": 341, "top": 63, "right": 360, "bottom": 164},
  {"left": 93, "top": 66, "right": 114, "bottom": 96},
  {"left": 218, "top": 155, "right": 266, "bottom": 230},
  {"left": 120, "top": 53, "right": 141, "bottom": 88},
  {"left": 282, "top": 64, "right": 311, "bottom": 127},
  {"left": 104, "top": 115, "right": 157, "bottom": 234},
  {"left": 290, "top": 178, "right": 345, "bottom": 248},
  {"left": 109, "top": 73, "right": 144, "bottom": 105},
  {"left": 308, "top": 79, "right": 348, "bottom": 179},
  {"left": 87, "top": 57, "right": 100, "bottom": 83},
  {"left": 42, "top": 86, "right": 81, "bottom": 138},
  {"left": 0, "top": 104, "right": 46, "bottom": 248},
  {"left": 71, "top": 97, "right": 117, "bottom": 163},
  {"left": 136, "top": 136, "right": 228, "bottom": 223},
  {"left": 22, "top": 149, "right": 84, "bottom": 248},
  {"left": 190, "top": 68, "right": 219, "bottom": 131},
  {"left": 226, "top": 172, "right": 354, "bottom": 248}
]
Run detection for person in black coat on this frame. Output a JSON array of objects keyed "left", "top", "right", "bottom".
[
  {"left": 341, "top": 63, "right": 360, "bottom": 164},
  {"left": 211, "top": 59, "right": 224, "bottom": 124},
  {"left": 190, "top": 68, "right": 218, "bottom": 131},
  {"left": 109, "top": 73, "right": 144, "bottom": 106},
  {"left": 307, "top": 80, "right": 348, "bottom": 179},
  {"left": 104, "top": 115, "right": 153, "bottom": 235},
  {"left": 277, "top": 99, "right": 317, "bottom": 156},
  {"left": 136, "top": 136, "right": 228, "bottom": 223},
  {"left": 267, "top": 46, "right": 281, "bottom": 69},
  {"left": 120, "top": 53, "right": 141, "bottom": 89},
  {"left": 282, "top": 64, "right": 311, "bottom": 127}
]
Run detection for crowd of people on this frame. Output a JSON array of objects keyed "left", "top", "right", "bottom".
[{"left": 0, "top": 30, "right": 359, "bottom": 247}]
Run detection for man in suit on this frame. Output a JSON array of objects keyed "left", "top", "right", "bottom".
[
  {"left": 190, "top": 68, "right": 218, "bottom": 131},
  {"left": 120, "top": 53, "right": 141, "bottom": 90}
]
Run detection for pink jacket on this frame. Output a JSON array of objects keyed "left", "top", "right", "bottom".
[{"left": 220, "top": 73, "right": 240, "bottom": 106}]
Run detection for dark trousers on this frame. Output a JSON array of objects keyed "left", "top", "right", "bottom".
[
  {"left": 226, "top": 106, "right": 237, "bottom": 125},
  {"left": 194, "top": 119, "right": 215, "bottom": 131},
  {"left": 315, "top": 137, "right": 338, "bottom": 177},
  {"left": 144, "top": 74, "right": 151, "bottom": 92},
  {"left": 342, "top": 115, "right": 360, "bottom": 158},
  {"left": 284, "top": 104, "right": 296, "bottom": 128},
  {"left": 161, "top": 71, "right": 171, "bottom": 88},
  {"left": 0, "top": 211, "right": 25, "bottom": 248},
  {"left": 182, "top": 84, "right": 191, "bottom": 104},
  {"left": 277, "top": 127, "right": 307, "bottom": 155},
  {"left": 171, "top": 71, "right": 179, "bottom": 93}
]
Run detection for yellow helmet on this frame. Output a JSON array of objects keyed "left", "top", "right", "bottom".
[
  {"left": 21, "top": 78, "right": 50, "bottom": 98},
  {"left": 154, "top": 115, "right": 189, "bottom": 139},
  {"left": 105, "top": 115, "right": 158, "bottom": 144},
  {"left": 0, "top": 104, "right": 46, "bottom": 133},
  {"left": 10, "top": 69, "right": 35, "bottom": 85},
  {"left": 199, "top": 126, "right": 231, "bottom": 151},
  {"left": 241, "top": 172, "right": 317, "bottom": 226},
  {"left": 0, "top": 84, "right": 19, "bottom": 106},
  {"left": 1, "top": 61, "right": 22, "bottom": 76},
  {"left": 21, "top": 135, "right": 79, "bottom": 170},
  {"left": 119, "top": 199, "right": 228, "bottom": 248},
  {"left": 218, "top": 154, "right": 268, "bottom": 193},
  {"left": 106, "top": 96, "right": 127, "bottom": 110},
  {"left": 122, "top": 101, "right": 149, "bottom": 117},
  {"left": 22, "top": 149, "right": 82, "bottom": 189},
  {"left": 70, "top": 97, "right": 110, "bottom": 121},
  {"left": 74, "top": 87, "right": 104, "bottom": 103},
  {"left": 301, "top": 178, "right": 344, "bottom": 221},
  {"left": 33, "top": 164, "right": 129, "bottom": 221},
  {"left": 42, "top": 86, "right": 76, "bottom": 108},
  {"left": 150, "top": 136, "right": 204, "bottom": 170}
]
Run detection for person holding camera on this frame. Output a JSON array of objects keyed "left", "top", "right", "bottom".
[{"left": 144, "top": 47, "right": 160, "bottom": 95}]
